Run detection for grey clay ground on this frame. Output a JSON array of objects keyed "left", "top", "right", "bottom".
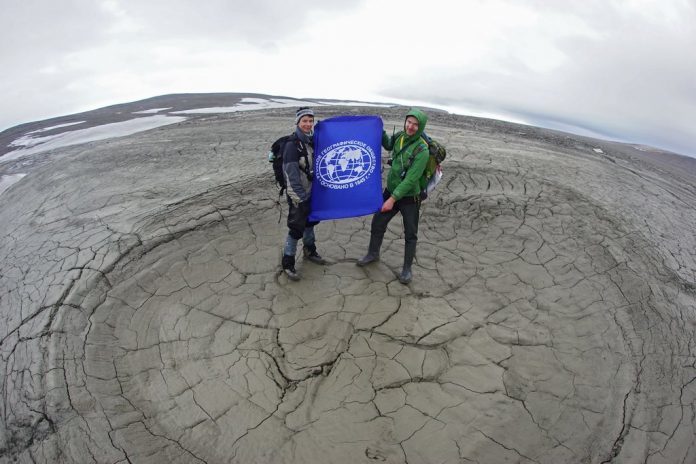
[{"left": 1, "top": 105, "right": 695, "bottom": 463}]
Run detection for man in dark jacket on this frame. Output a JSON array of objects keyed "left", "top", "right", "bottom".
[
  {"left": 356, "top": 108, "right": 429, "bottom": 284},
  {"left": 281, "top": 107, "right": 327, "bottom": 281}
]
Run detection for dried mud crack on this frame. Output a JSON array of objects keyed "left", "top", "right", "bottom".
[{"left": 1, "top": 107, "right": 695, "bottom": 463}]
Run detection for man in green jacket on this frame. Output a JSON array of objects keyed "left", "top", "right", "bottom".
[{"left": 356, "top": 108, "right": 429, "bottom": 284}]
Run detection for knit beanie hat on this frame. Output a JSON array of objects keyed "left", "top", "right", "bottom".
[{"left": 295, "top": 107, "right": 314, "bottom": 125}]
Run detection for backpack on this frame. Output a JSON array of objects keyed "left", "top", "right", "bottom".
[
  {"left": 404, "top": 132, "right": 446, "bottom": 200},
  {"left": 269, "top": 135, "right": 292, "bottom": 194},
  {"left": 268, "top": 134, "right": 309, "bottom": 196}
]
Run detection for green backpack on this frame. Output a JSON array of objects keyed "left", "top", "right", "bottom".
[{"left": 404, "top": 133, "right": 446, "bottom": 200}]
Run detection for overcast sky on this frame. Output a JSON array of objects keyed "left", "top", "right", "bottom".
[{"left": 2, "top": 0, "right": 695, "bottom": 157}]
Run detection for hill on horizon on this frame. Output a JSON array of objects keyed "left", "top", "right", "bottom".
[{"left": 1, "top": 92, "right": 692, "bottom": 163}]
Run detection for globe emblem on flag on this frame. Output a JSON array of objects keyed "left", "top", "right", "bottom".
[{"left": 316, "top": 142, "right": 375, "bottom": 188}]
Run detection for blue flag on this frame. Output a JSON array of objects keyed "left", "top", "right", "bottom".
[{"left": 309, "top": 116, "right": 383, "bottom": 221}]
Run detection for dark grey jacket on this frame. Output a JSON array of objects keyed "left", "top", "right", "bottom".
[{"left": 283, "top": 131, "right": 313, "bottom": 204}]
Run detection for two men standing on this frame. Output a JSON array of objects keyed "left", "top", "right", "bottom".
[{"left": 279, "top": 107, "right": 430, "bottom": 285}]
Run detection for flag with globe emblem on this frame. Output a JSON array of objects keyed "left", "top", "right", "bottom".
[{"left": 309, "top": 115, "right": 383, "bottom": 221}]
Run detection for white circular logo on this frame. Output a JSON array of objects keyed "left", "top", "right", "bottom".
[{"left": 316, "top": 140, "right": 376, "bottom": 190}]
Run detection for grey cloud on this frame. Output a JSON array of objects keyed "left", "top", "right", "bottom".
[
  {"left": 1, "top": 1, "right": 119, "bottom": 126},
  {"left": 2, "top": 0, "right": 363, "bottom": 60},
  {"left": 106, "top": 0, "right": 364, "bottom": 46},
  {"left": 1, "top": 1, "right": 112, "bottom": 65},
  {"left": 0, "top": 0, "right": 365, "bottom": 129},
  {"left": 381, "top": 2, "right": 696, "bottom": 156}
]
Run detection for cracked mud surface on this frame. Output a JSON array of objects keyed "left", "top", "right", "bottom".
[{"left": 1, "top": 106, "right": 696, "bottom": 463}]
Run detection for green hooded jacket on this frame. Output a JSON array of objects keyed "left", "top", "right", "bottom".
[{"left": 381, "top": 108, "right": 429, "bottom": 201}]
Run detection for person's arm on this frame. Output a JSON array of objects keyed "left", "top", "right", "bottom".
[
  {"left": 283, "top": 141, "right": 308, "bottom": 203},
  {"left": 382, "top": 130, "right": 396, "bottom": 151}
]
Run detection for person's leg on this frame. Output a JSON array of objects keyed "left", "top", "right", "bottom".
[
  {"left": 282, "top": 199, "right": 308, "bottom": 280},
  {"left": 302, "top": 225, "right": 315, "bottom": 248},
  {"left": 283, "top": 234, "right": 299, "bottom": 257},
  {"left": 399, "top": 202, "right": 420, "bottom": 284},
  {"left": 357, "top": 209, "right": 397, "bottom": 266},
  {"left": 302, "top": 223, "right": 327, "bottom": 264}
]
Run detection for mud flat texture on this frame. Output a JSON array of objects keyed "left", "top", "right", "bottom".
[{"left": 1, "top": 105, "right": 695, "bottom": 463}]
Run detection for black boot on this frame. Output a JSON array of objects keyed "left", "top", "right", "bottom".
[
  {"left": 356, "top": 252, "right": 379, "bottom": 266},
  {"left": 399, "top": 242, "right": 417, "bottom": 284},
  {"left": 303, "top": 244, "right": 327, "bottom": 265},
  {"left": 282, "top": 254, "right": 300, "bottom": 281},
  {"left": 356, "top": 236, "right": 382, "bottom": 267}
]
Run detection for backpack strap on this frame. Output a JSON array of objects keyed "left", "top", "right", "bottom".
[
  {"left": 392, "top": 132, "right": 420, "bottom": 158},
  {"left": 293, "top": 136, "right": 313, "bottom": 180},
  {"left": 402, "top": 139, "right": 428, "bottom": 173}
]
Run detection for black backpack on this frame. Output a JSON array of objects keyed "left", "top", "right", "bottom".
[{"left": 268, "top": 134, "right": 310, "bottom": 196}]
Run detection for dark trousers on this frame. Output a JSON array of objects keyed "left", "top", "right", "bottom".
[
  {"left": 368, "top": 197, "right": 420, "bottom": 254},
  {"left": 286, "top": 198, "right": 319, "bottom": 240}
]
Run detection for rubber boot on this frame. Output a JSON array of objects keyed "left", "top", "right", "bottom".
[
  {"left": 398, "top": 242, "right": 417, "bottom": 284},
  {"left": 356, "top": 235, "right": 382, "bottom": 267},
  {"left": 282, "top": 254, "right": 300, "bottom": 281}
]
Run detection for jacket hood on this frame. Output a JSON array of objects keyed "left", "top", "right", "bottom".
[{"left": 404, "top": 108, "right": 428, "bottom": 142}]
